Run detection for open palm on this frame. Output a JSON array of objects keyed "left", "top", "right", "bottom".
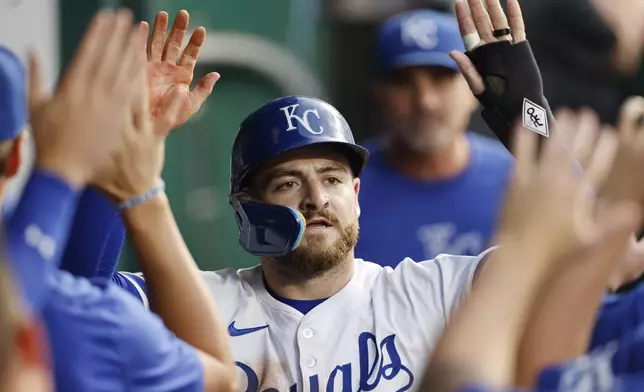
[{"left": 145, "top": 10, "right": 220, "bottom": 134}]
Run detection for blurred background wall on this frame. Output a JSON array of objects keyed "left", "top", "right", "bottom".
[{"left": 2, "top": 0, "right": 643, "bottom": 273}]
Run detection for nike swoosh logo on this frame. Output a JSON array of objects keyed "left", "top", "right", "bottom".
[{"left": 227, "top": 321, "right": 269, "bottom": 337}]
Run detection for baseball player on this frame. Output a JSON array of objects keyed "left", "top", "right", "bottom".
[
  {"left": 2, "top": 10, "right": 238, "bottom": 391},
  {"left": 356, "top": 9, "right": 514, "bottom": 265},
  {"left": 116, "top": 94, "right": 489, "bottom": 391}
]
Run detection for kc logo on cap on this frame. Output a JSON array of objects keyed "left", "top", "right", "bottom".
[{"left": 400, "top": 15, "right": 439, "bottom": 50}]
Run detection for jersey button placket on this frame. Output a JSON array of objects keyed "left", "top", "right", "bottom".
[
  {"left": 304, "top": 357, "right": 317, "bottom": 368},
  {"left": 302, "top": 327, "right": 314, "bottom": 339},
  {"left": 299, "top": 325, "right": 319, "bottom": 375}
]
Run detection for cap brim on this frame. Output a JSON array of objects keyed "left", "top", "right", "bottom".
[{"left": 381, "top": 51, "right": 460, "bottom": 73}]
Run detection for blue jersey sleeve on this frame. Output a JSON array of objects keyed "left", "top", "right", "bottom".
[
  {"left": 5, "top": 170, "right": 80, "bottom": 310},
  {"left": 59, "top": 188, "right": 124, "bottom": 279},
  {"left": 591, "top": 286, "right": 644, "bottom": 350},
  {"left": 538, "top": 323, "right": 644, "bottom": 392},
  {"left": 111, "top": 271, "right": 149, "bottom": 307}
]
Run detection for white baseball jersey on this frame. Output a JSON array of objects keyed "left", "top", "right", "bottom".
[{"left": 191, "top": 251, "right": 488, "bottom": 392}]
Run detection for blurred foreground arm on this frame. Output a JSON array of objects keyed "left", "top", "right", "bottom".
[
  {"left": 515, "top": 103, "right": 644, "bottom": 387},
  {"left": 421, "top": 106, "right": 629, "bottom": 390}
]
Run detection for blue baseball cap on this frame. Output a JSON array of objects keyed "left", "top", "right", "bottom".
[
  {"left": 0, "top": 45, "right": 26, "bottom": 141},
  {"left": 377, "top": 9, "right": 465, "bottom": 74}
]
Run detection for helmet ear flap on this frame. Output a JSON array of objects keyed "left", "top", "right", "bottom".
[{"left": 230, "top": 194, "right": 305, "bottom": 257}]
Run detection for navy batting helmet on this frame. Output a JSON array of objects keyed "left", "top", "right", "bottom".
[{"left": 229, "top": 96, "right": 369, "bottom": 257}]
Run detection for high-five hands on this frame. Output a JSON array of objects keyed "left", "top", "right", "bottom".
[
  {"left": 451, "top": 0, "right": 552, "bottom": 152},
  {"left": 450, "top": 0, "right": 525, "bottom": 95},
  {"left": 495, "top": 112, "right": 639, "bottom": 264},
  {"left": 146, "top": 10, "right": 220, "bottom": 135},
  {"left": 94, "top": 10, "right": 221, "bottom": 203},
  {"left": 584, "top": 97, "right": 644, "bottom": 289},
  {"left": 28, "top": 10, "right": 147, "bottom": 189}
]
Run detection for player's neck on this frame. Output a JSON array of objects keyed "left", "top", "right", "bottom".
[
  {"left": 261, "top": 255, "right": 355, "bottom": 300},
  {"left": 385, "top": 134, "right": 470, "bottom": 181}
]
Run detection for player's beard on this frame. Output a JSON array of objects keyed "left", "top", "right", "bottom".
[{"left": 272, "top": 213, "right": 359, "bottom": 281}]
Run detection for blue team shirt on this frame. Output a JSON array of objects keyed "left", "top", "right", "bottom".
[
  {"left": 7, "top": 170, "right": 204, "bottom": 391},
  {"left": 355, "top": 132, "right": 513, "bottom": 266},
  {"left": 537, "top": 328, "right": 644, "bottom": 391}
]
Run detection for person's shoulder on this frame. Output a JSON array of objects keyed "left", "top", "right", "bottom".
[
  {"left": 199, "top": 265, "right": 264, "bottom": 316},
  {"left": 199, "top": 264, "right": 262, "bottom": 288},
  {"left": 467, "top": 132, "right": 514, "bottom": 182},
  {"left": 467, "top": 132, "right": 512, "bottom": 159},
  {"left": 44, "top": 271, "right": 202, "bottom": 390},
  {"left": 361, "top": 252, "right": 483, "bottom": 289},
  {"left": 115, "top": 296, "right": 203, "bottom": 390}
]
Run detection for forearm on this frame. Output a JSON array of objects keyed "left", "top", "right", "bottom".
[
  {"left": 7, "top": 170, "right": 81, "bottom": 267},
  {"left": 425, "top": 245, "right": 553, "bottom": 389},
  {"left": 5, "top": 170, "right": 81, "bottom": 309},
  {"left": 122, "top": 195, "right": 234, "bottom": 372}
]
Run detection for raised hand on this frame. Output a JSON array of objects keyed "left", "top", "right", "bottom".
[
  {"left": 146, "top": 10, "right": 220, "bottom": 134},
  {"left": 495, "top": 111, "right": 626, "bottom": 262},
  {"left": 595, "top": 97, "right": 644, "bottom": 206},
  {"left": 28, "top": 10, "right": 146, "bottom": 188},
  {"left": 449, "top": 0, "right": 526, "bottom": 94},
  {"left": 583, "top": 97, "right": 644, "bottom": 288}
]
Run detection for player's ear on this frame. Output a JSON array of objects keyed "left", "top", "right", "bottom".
[
  {"left": 353, "top": 178, "right": 361, "bottom": 217},
  {"left": 6, "top": 132, "right": 25, "bottom": 178},
  {"left": 13, "top": 316, "right": 52, "bottom": 390},
  {"left": 15, "top": 317, "right": 49, "bottom": 368}
]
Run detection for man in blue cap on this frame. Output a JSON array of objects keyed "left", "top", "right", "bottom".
[{"left": 355, "top": 9, "right": 514, "bottom": 266}]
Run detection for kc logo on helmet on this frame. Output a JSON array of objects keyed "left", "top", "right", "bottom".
[
  {"left": 280, "top": 104, "right": 323, "bottom": 135},
  {"left": 400, "top": 16, "right": 438, "bottom": 50}
]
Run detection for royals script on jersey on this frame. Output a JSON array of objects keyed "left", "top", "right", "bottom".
[{"left": 128, "top": 251, "right": 487, "bottom": 392}]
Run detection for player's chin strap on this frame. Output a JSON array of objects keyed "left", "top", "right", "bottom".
[
  {"left": 466, "top": 40, "right": 555, "bottom": 153},
  {"left": 230, "top": 194, "right": 305, "bottom": 257}
]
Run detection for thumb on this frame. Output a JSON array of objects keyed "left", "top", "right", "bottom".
[
  {"left": 27, "top": 50, "right": 50, "bottom": 114},
  {"left": 450, "top": 50, "right": 485, "bottom": 95}
]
